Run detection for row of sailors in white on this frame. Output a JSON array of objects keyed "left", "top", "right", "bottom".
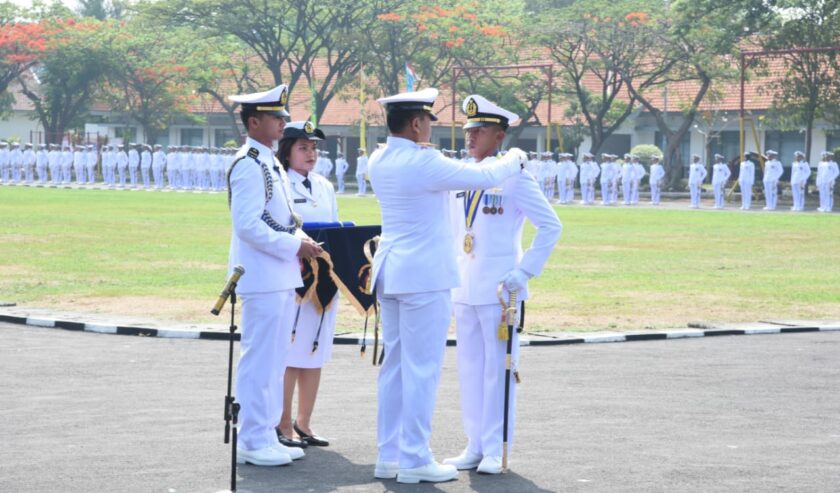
[
  {"left": 98, "top": 145, "right": 234, "bottom": 190},
  {"left": 310, "top": 148, "right": 370, "bottom": 196},
  {"left": 725, "top": 150, "right": 837, "bottom": 212},
  {"left": 0, "top": 143, "right": 100, "bottom": 185},
  {"left": 0, "top": 142, "right": 53, "bottom": 184}
]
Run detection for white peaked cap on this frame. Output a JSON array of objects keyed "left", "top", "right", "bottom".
[
  {"left": 229, "top": 84, "right": 290, "bottom": 117},
  {"left": 377, "top": 88, "right": 439, "bottom": 121},
  {"left": 461, "top": 94, "right": 519, "bottom": 129}
]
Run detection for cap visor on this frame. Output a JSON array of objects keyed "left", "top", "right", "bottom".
[{"left": 462, "top": 121, "right": 501, "bottom": 130}]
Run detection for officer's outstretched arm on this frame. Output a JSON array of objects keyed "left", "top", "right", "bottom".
[{"left": 423, "top": 148, "right": 525, "bottom": 192}]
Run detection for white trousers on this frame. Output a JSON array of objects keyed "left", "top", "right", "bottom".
[
  {"left": 630, "top": 180, "right": 639, "bottom": 204},
  {"left": 818, "top": 183, "right": 834, "bottom": 211},
  {"left": 740, "top": 181, "right": 753, "bottom": 209},
  {"left": 650, "top": 184, "right": 661, "bottom": 204},
  {"left": 600, "top": 181, "right": 610, "bottom": 204},
  {"left": 376, "top": 282, "right": 450, "bottom": 469},
  {"left": 141, "top": 167, "right": 151, "bottom": 188},
  {"left": 453, "top": 303, "right": 519, "bottom": 459},
  {"left": 689, "top": 182, "right": 701, "bottom": 207},
  {"left": 236, "top": 290, "right": 295, "bottom": 451},
  {"left": 565, "top": 182, "right": 575, "bottom": 203},
  {"left": 610, "top": 181, "right": 620, "bottom": 203},
  {"left": 713, "top": 182, "right": 725, "bottom": 208},
  {"left": 583, "top": 183, "right": 595, "bottom": 204},
  {"left": 763, "top": 180, "right": 777, "bottom": 209},
  {"left": 356, "top": 175, "right": 367, "bottom": 195},
  {"left": 556, "top": 180, "right": 567, "bottom": 203},
  {"left": 336, "top": 173, "right": 345, "bottom": 193},
  {"left": 791, "top": 183, "right": 805, "bottom": 210}
]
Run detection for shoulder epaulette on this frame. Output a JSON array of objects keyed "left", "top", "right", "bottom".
[{"left": 247, "top": 147, "right": 259, "bottom": 159}]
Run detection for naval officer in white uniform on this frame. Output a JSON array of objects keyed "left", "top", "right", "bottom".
[
  {"left": 226, "top": 84, "right": 323, "bottom": 467},
  {"left": 368, "top": 88, "right": 528, "bottom": 484},
  {"left": 444, "top": 95, "right": 561, "bottom": 475},
  {"left": 275, "top": 121, "right": 338, "bottom": 450}
]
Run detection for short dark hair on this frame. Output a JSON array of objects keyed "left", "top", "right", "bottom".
[
  {"left": 240, "top": 108, "right": 260, "bottom": 130},
  {"left": 276, "top": 138, "right": 296, "bottom": 170},
  {"left": 387, "top": 110, "right": 428, "bottom": 134}
]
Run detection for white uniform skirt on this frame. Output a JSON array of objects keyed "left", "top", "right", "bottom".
[{"left": 286, "top": 294, "right": 338, "bottom": 368}]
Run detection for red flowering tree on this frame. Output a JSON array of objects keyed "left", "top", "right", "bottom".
[
  {"left": 364, "top": 1, "right": 523, "bottom": 99},
  {"left": 0, "top": 4, "right": 53, "bottom": 114},
  {"left": 101, "top": 20, "right": 202, "bottom": 144},
  {"left": 16, "top": 17, "right": 114, "bottom": 143}
]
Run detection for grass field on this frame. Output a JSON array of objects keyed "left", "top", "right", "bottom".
[{"left": 1, "top": 186, "right": 839, "bottom": 332}]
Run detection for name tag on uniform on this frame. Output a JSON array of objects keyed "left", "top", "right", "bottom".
[
  {"left": 294, "top": 198, "right": 307, "bottom": 204},
  {"left": 456, "top": 191, "right": 465, "bottom": 198}
]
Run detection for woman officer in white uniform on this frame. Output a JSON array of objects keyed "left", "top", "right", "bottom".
[{"left": 275, "top": 121, "right": 339, "bottom": 449}]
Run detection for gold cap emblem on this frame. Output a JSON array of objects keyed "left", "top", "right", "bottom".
[
  {"left": 304, "top": 121, "right": 314, "bottom": 134},
  {"left": 279, "top": 88, "right": 288, "bottom": 106},
  {"left": 466, "top": 97, "right": 478, "bottom": 117}
]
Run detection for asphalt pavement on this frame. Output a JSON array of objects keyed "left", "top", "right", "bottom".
[{"left": 1, "top": 323, "right": 838, "bottom": 492}]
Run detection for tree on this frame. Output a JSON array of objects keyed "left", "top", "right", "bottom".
[
  {"left": 591, "top": 0, "right": 759, "bottom": 188},
  {"left": 760, "top": 0, "right": 840, "bottom": 162},
  {"left": 538, "top": 1, "right": 639, "bottom": 157},
  {"left": 189, "top": 37, "right": 261, "bottom": 140},
  {"left": 101, "top": 21, "right": 201, "bottom": 144},
  {"left": 77, "top": 0, "right": 128, "bottom": 20},
  {"left": 0, "top": 5, "right": 52, "bottom": 116},
  {"left": 145, "top": 0, "right": 378, "bottom": 122},
  {"left": 16, "top": 18, "right": 113, "bottom": 143},
  {"left": 364, "top": 0, "right": 529, "bottom": 130}
]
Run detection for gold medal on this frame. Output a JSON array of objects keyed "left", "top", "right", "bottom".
[{"left": 463, "top": 232, "right": 474, "bottom": 254}]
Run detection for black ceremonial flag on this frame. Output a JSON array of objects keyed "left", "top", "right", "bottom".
[{"left": 303, "top": 225, "right": 381, "bottom": 316}]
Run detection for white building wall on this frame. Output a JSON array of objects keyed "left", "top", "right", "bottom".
[{"left": 0, "top": 112, "right": 42, "bottom": 143}]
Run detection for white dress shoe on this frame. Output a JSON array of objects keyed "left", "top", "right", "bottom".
[
  {"left": 236, "top": 446, "right": 292, "bottom": 466},
  {"left": 396, "top": 461, "right": 458, "bottom": 484},
  {"left": 374, "top": 460, "right": 399, "bottom": 479},
  {"left": 476, "top": 455, "right": 504, "bottom": 474},
  {"left": 273, "top": 442, "right": 305, "bottom": 460},
  {"left": 443, "top": 449, "right": 482, "bottom": 470}
]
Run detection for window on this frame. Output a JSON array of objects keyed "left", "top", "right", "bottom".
[
  {"left": 709, "top": 131, "right": 740, "bottom": 163},
  {"left": 180, "top": 128, "right": 204, "bottom": 146},
  {"left": 214, "top": 128, "right": 239, "bottom": 147},
  {"left": 825, "top": 130, "right": 840, "bottom": 153},
  {"left": 602, "top": 134, "right": 632, "bottom": 159},
  {"left": 764, "top": 130, "right": 803, "bottom": 165}
]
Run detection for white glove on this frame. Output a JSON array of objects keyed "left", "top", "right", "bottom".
[
  {"left": 501, "top": 268, "right": 531, "bottom": 293},
  {"left": 505, "top": 148, "right": 527, "bottom": 168}
]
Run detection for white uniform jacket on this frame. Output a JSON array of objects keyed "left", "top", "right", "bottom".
[
  {"left": 451, "top": 159, "right": 561, "bottom": 305},
  {"left": 227, "top": 137, "right": 305, "bottom": 295},
  {"left": 649, "top": 164, "right": 665, "bottom": 185},
  {"left": 763, "top": 160, "right": 784, "bottom": 183},
  {"left": 688, "top": 163, "right": 707, "bottom": 185},
  {"left": 368, "top": 137, "right": 521, "bottom": 295},
  {"left": 739, "top": 161, "right": 755, "bottom": 184},
  {"left": 790, "top": 161, "right": 811, "bottom": 186},
  {"left": 287, "top": 169, "right": 339, "bottom": 222},
  {"left": 712, "top": 163, "right": 731, "bottom": 185}
]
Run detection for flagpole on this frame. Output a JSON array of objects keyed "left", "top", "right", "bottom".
[
  {"left": 359, "top": 66, "right": 366, "bottom": 153},
  {"left": 310, "top": 72, "right": 318, "bottom": 126}
]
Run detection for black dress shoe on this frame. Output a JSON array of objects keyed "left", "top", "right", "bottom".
[
  {"left": 276, "top": 429, "right": 308, "bottom": 448},
  {"left": 294, "top": 421, "right": 330, "bottom": 447}
]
